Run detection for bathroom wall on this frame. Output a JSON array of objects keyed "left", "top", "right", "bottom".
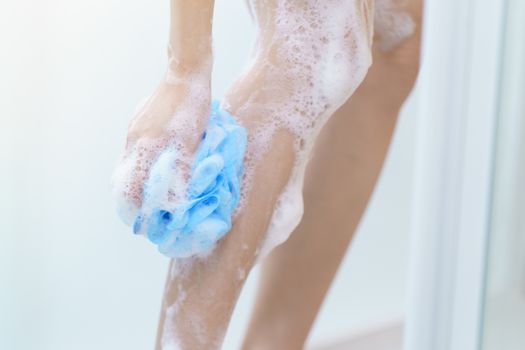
[
  {"left": 481, "top": 0, "right": 525, "bottom": 348},
  {"left": 0, "top": 0, "right": 416, "bottom": 349}
]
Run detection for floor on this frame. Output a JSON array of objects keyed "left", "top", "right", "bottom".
[{"left": 315, "top": 322, "right": 403, "bottom": 350}]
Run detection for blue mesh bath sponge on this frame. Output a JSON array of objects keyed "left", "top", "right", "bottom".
[{"left": 132, "top": 100, "right": 247, "bottom": 258}]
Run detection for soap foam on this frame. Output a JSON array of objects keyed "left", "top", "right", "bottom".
[
  {"left": 161, "top": 273, "right": 187, "bottom": 350},
  {"left": 239, "top": 0, "right": 416, "bottom": 260},
  {"left": 113, "top": 0, "right": 416, "bottom": 260},
  {"left": 112, "top": 69, "right": 212, "bottom": 233},
  {"left": 234, "top": 0, "right": 374, "bottom": 259},
  {"left": 374, "top": 0, "right": 416, "bottom": 51}
]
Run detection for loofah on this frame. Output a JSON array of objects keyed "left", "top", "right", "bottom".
[{"left": 130, "top": 100, "right": 247, "bottom": 258}]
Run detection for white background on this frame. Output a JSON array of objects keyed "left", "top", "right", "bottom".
[
  {"left": 482, "top": 0, "right": 525, "bottom": 348},
  {"left": 0, "top": 1, "right": 417, "bottom": 349}
]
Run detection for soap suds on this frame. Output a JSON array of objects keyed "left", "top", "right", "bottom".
[
  {"left": 236, "top": 0, "right": 374, "bottom": 260},
  {"left": 161, "top": 283, "right": 187, "bottom": 350},
  {"left": 112, "top": 70, "right": 211, "bottom": 234},
  {"left": 374, "top": 0, "right": 416, "bottom": 51},
  {"left": 113, "top": 0, "right": 416, "bottom": 261},
  {"left": 241, "top": 0, "right": 416, "bottom": 259}
]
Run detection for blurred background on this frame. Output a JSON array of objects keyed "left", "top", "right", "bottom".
[
  {"left": 481, "top": 0, "right": 525, "bottom": 348},
  {"left": 0, "top": 0, "right": 523, "bottom": 349}
]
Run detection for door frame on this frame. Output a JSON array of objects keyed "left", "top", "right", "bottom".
[{"left": 404, "top": 0, "right": 507, "bottom": 349}]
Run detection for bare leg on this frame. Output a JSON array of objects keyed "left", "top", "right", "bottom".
[
  {"left": 153, "top": 1, "right": 374, "bottom": 348},
  {"left": 242, "top": 1, "right": 423, "bottom": 349}
]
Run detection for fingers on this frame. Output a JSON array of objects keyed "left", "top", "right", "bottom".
[{"left": 113, "top": 77, "right": 212, "bottom": 228}]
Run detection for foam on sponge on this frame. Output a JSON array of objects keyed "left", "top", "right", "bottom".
[{"left": 123, "top": 101, "right": 247, "bottom": 258}]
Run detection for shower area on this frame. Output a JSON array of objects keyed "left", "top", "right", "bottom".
[{"left": 1, "top": 0, "right": 524, "bottom": 349}]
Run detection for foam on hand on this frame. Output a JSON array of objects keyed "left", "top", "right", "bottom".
[{"left": 115, "top": 101, "right": 247, "bottom": 258}]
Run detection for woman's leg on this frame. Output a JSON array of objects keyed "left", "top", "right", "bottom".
[
  {"left": 242, "top": 1, "right": 423, "bottom": 349},
  {"left": 154, "top": 1, "right": 374, "bottom": 348}
]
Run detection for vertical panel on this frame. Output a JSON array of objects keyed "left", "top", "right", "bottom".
[
  {"left": 404, "top": 0, "right": 506, "bottom": 349},
  {"left": 481, "top": 0, "right": 525, "bottom": 349}
]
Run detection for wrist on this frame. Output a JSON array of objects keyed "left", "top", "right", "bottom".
[
  {"left": 167, "top": 41, "right": 213, "bottom": 71},
  {"left": 165, "top": 47, "right": 213, "bottom": 84}
]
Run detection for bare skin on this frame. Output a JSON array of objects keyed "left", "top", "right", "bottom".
[
  {"left": 119, "top": 0, "right": 214, "bottom": 208},
  {"left": 242, "top": 1, "right": 423, "bottom": 349},
  {"left": 149, "top": 1, "right": 375, "bottom": 349},
  {"left": 116, "top": 0, "right": 421, "bottom": 349}
]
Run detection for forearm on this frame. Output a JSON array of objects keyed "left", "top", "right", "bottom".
[{"left": 168, "top": 0, "right": 215, "bottom": 75}]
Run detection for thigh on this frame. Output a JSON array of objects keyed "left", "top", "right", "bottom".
[
  {"left": 244, "top": 2, "right": 424, "bottom": 348},
  {"left": 305, "top": 0, "right": 423, "bottom": 198}
]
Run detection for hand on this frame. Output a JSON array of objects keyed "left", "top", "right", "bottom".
[{"left": 113, "top": 70, "right": 212, "bottom": 226}]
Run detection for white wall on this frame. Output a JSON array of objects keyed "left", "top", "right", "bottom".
[
  {"left": 481, "top": 1, "right": 525, "bottom": 349},
  {"left": 0, "top": 1, "right": 416, "bottom": 349}
]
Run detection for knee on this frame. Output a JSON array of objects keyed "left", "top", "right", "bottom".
[{"left": 267, "top": 9, "right": 374, "bottom": 110}]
